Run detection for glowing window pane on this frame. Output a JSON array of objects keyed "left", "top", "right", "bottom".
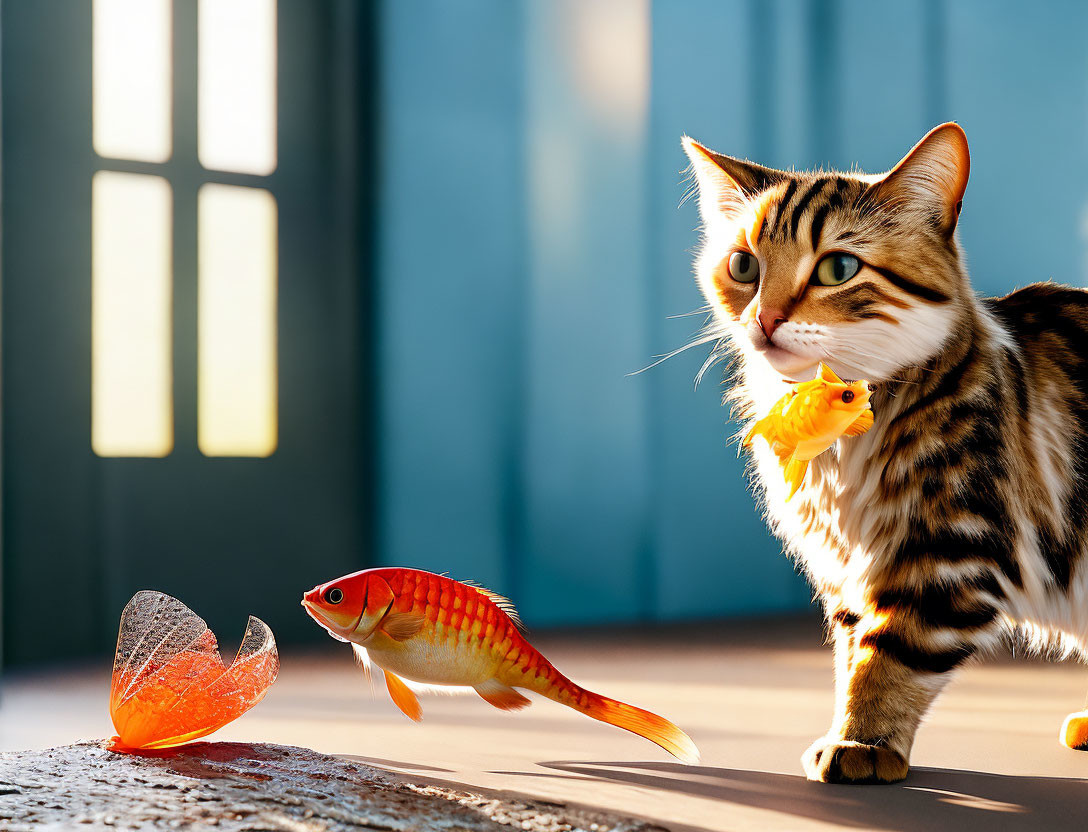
[
  {"left": 198, "top": 185, "right": 278, "bottom": 457},
  {"left": 92, "top": 172, "right": 173, "bottom": 457},
  {"left": 198, "top": 0, "right": 277, "bottom": 175},
  {"left": 93, "top": 0, "right": 172, "bottom": 163}
]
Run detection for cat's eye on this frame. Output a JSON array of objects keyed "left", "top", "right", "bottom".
[
  {"left": 813, "top": 253, "right": 861, "bottom": 286},
  {"left": 728, "top": 251, "right": 760, "bottom": 284}
]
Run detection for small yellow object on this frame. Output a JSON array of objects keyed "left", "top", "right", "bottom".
[
  {"left": 744, "top": 363, "right": 874, "bottom": 499},
  {"left": 1060, "top": 710, "right": 1088, "bottom": 750}
]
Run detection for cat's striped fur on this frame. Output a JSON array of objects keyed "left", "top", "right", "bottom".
[{"left": 684, "top": 124, "right": 1088, "bottom": 784}]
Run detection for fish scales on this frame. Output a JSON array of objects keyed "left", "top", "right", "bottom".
[{"left": 387, "top": 570, "right": 548, "bottom": 682}]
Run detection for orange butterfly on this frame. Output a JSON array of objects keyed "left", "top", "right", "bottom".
[{"left": 108, "top": 591, "right": 279, "bottom": 751}]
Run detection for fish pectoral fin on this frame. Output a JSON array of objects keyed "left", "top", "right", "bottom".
[
  {"left": 794, "top": 437, "right": 832, "bottom": 459},
  {"left": 384, "top": 670, "right": 423, "bottom": 721},
  {"left": 380, "top": 612, "right": 426, "bottom": 641},
  {"left": 475, "top": 679, "right": 532, "bottom": 712},
  {"left": 843, "top": 409, "right": 874, "bottom": 437},
  {"left": 350, "top": 644, "right": 374, "bottom": 682}
]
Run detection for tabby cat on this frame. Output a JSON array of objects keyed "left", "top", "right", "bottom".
[{"left": 683, "top": 123, "right": 1088, "bottom": 784}]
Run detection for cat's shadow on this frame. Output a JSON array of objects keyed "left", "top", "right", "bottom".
[{"left": 507, "top": 760, "right": 1085, "bottom": 832}]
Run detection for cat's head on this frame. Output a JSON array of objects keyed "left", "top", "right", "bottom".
[{"left": 683, "top": 123, "right": 971, "bottom": 384}]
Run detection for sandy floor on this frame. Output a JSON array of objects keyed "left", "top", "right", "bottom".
[{"left": 3, "top": 616, "right": 1087, "bottom": 831}]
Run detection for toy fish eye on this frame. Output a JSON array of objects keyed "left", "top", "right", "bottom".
[
  {"left": 728, "top": 250, "right": 760, "bottom": 284},
  {"left": 813, "top": 253, "right": 861, "bottom": 286},
  {"left": 841, "top": 390, "right": 855, "bottom": 403},
  {"left": 325, "top": 587, "right": 344, "bottom": 605}
]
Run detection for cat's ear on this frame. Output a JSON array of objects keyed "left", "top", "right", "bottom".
[
  {"left": 866, "top": 123, "right": 970, "bottom": 237},
  {"left": 682, "top": 137, "right": 782, "bottom": 223}
]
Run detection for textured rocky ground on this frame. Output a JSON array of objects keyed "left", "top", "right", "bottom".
[{"left": 0, "top": 741, "right": 665, "bottom": 832}]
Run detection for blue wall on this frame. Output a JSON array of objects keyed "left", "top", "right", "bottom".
[
  {"left": 377, "top": 0, "right": 1088, "bottom": 626},
  {"left": 378, "top": 1, "right": 525, "bottom": 594}
]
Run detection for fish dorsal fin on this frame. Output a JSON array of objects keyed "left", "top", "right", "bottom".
[
  {"left": 385, "top": 670, "right": 423, "bottom": 721},
  {"left": 381, "top": 611, "right": 426, "bottom": 641},
  {"left": 818, "top": 363, "right": 843, "bottom": 384},
  {"left": 463, "top": 581, "right": 527, "bottom": 634}
]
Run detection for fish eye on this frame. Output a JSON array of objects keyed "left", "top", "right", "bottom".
[
  {"left": 813, "top": 253, "right": 861, "bottom": 286},
  {"left": 841, "top": 390, "right": 855, "bottom": 403},
  {"left": 325, "top": 587, "right": 344, "bottom": 604},
  {"left": 728, "top": 250, "right": 760, "bottom": 284}
]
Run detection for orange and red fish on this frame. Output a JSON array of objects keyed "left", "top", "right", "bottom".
[
  {"left": 302, "top": 568, "right": 699, "bottom": 763},
  {"left": 744, "top": 363, "right": 873, "bottom": 499}
]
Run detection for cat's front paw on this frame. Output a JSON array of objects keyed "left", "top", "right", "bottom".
[
  {"left": 1060, "top": 710, "right": 1088, "bottom": 750},
  {"left": 802, "top": 738, "right": 909, "bottom": 784}
]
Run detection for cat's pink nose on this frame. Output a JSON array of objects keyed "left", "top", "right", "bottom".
[{"left": 757, "top": 308, "right": 787, "bottom": 338}]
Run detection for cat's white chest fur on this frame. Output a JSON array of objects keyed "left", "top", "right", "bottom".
[{"left": 750, "top": 438, "right": 878, "bottom": 612}]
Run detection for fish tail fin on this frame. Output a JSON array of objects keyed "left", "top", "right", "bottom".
[
  {"left": 576, "top": 689, "right": 700, "bottom": 764},
  {"left": 529, "top": 670, "right": 698, "bottom": 763},
  {"left": 784, "top": 455, "right": 809, "bottom": 500}
]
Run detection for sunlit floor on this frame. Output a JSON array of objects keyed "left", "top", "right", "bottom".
[{"left": 3, "top": 616, "right": 1088, "bottom": 832}]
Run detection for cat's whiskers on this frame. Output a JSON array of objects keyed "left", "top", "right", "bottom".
[
  {"left": 628, "top": 327, "right": 728, "bottom": 377},
  {"left": 667, "top": 305, "right": 713, "bottom": 320},
  {"left": 695, "top": 339, "right": 735, "bottom": 389}
]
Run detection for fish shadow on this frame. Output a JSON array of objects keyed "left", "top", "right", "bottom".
[
  {"left": 506, "top": 760, "right": 1088, "bottom": 832},
  {"left": 337, "top": 753, "right": 455, "bottom": 773}
]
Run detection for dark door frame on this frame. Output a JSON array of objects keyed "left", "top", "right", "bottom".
[{"left": 0, "top": 0, "right": 377, "bottom": 667}]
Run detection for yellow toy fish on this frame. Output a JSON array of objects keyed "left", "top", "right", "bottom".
[{"left": 744, "top": 364, "right": 873, "bottom": 499}]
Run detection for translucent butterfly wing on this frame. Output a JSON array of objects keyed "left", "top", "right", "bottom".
[
  {"left": 109, "top": 591, "right": 278, "bottom": 750},
  {"left": 111, "top": 591, "right": 211, "bottom": 712},
  {"left": 199, "top": 615, "right": 280, "bottom": 723}
]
